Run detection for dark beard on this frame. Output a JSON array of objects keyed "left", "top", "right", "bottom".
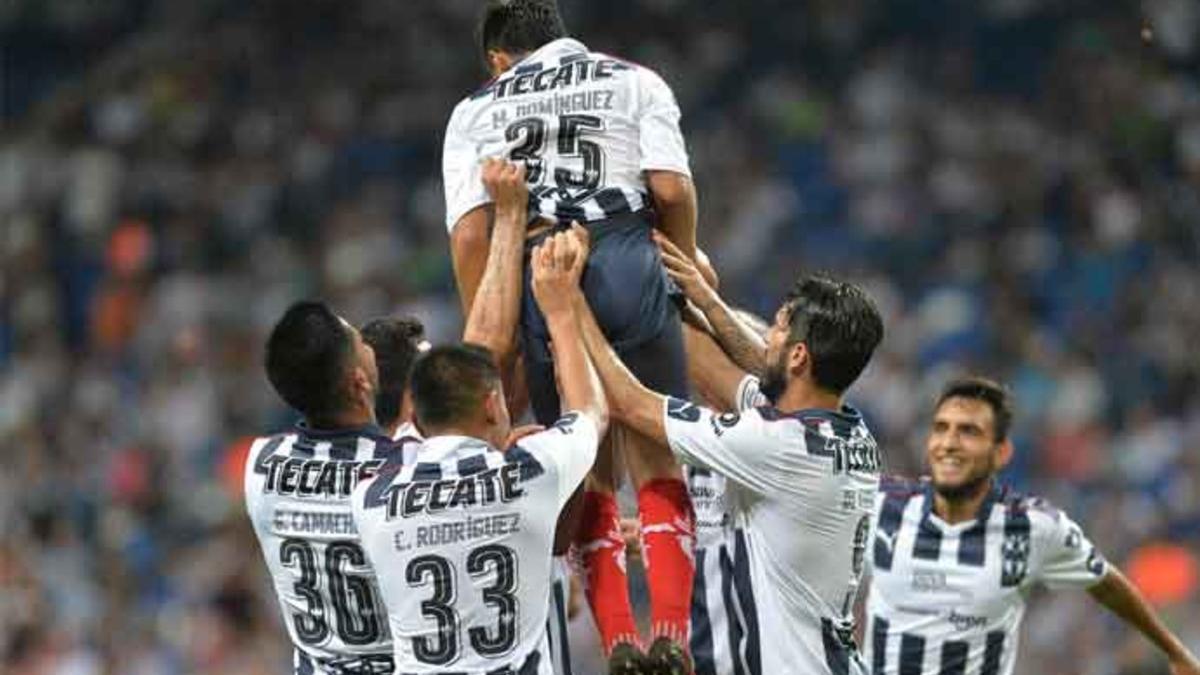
[
  {"left": 759, "top": 357, "right": 788, "bottom": 404},
  {"left": 932, "top": 472, "right": 993, "bottom": 502}
]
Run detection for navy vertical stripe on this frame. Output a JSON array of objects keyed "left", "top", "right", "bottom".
[
  {"left": 252, "top": 436, "right": 286, "bottom": 474},
  {"left": 981, "top": 631, "right": 1005, "bottom": 675},
  {"left": 898, "top": 634, "right": 924, "bottom": 675},
  {"left": 874, "top": 493, "right": 911, "bottom": 570},
  {"left": 912, "top": 511, "right": 943, "bottom": 561},
  {"left": 328, "top": 435, "right": 359, "bottom": 460},
  {"left": 553, "top": 577, "right": 573, "bottom": 675},
  {"left": 957, "top": 519, "right": 987, "bottom": 566},
  {"left": 457, "top": 454, "right": 489, "bottom": 477},
  {"left": 1001, "top": 506, "right": 1031, "bottom": 587},
  {"left": 291, "top": 437, "right": 316, "bottom": 459},
  {"left": 938, "top": 641, "right": 968, "bottom": 675},
  {"left": 294, "top": 651, "right": 314, "bottom": 675},
  {"left": 412, "top": 462, "right": 442, "bottom": 481},
  {"left": 690, "top": 547, "right": 717, "bottom": 675},
  {"left": 871, "top": 616, "right": 889, "bottom": 675},
  {"left": 820, "top": 618, "right": 850, "bottom": 675},
  {"left": 718, "top": 546, "right": 747, "bottom": 675},
  {"left": 731, "top": 530, "right": 762, "bottom": 675}
]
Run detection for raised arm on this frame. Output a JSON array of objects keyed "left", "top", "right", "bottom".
[
  {"left": 1088, "top": 567, "right": 1200, "bottom": 675},
  {"left": 529, "top": 229, "right": 609, "bottom": 436},
  {"left": 461, "top": 160, "right": 527, "bottom": 371},
  {"left": 654, "top": 231, "right": 766, "bottom": 375},
  {"left": 450, "top": 207, "right": 492, "bottom": 316}
]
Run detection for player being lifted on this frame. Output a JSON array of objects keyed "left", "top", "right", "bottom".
[
  {"left": 865, "top": 377, "right": 1200, "bottom": 675},
  {"left": 245, "top": 160, "right": 531, "bottom": 675},
  {"left": 552, "top": 226, "right": 885, "bottom": 675},
  {"left": 352, "top": 230, "right": 607, "bottom": 674},
  {"left": 443, "top": 0, "right": 700, "bottom": 669}
]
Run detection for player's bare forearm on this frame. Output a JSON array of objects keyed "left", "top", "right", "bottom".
[
  {"left": 647, "top": 170, "right": 697, "bottom": 262},
  {"left": 684, "top": 323, "right": 749, "bottom": 411},
  {"left": 544, "top": 309, "right": 608, "bottom": 434},
  {"left": 571, "top": 288, "right": 668, "bottom": 445},
  {"left": 450, "top": 206, "right": 492, "bottom": 317},
  {"left": 1089, "top": 567, "right": 1200, "bottom": 669},
  {"left": 462, "top": 168, "right": 526, "bottom": 370}
]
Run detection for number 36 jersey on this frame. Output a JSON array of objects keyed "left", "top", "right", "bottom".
[
  {"left": 443, "top": 37, "right": 691, "bottom": 230},
  {"left": 244, "top": 424, "right": 405, "bottom": 674},
  {"left": 352, "top": 412, "right": 599, "bottom": 674}
]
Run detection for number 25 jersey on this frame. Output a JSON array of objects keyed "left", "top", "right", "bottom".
[{"left": 442, "top": 37, "right": 691, "bottom": 230}]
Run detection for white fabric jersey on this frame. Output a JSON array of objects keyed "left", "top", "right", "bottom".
[
  {"left": 688, "top": 375, "right": 767, "bottom": 675},
  {"left": 243, "top": 424, "right": 402, "bottom": 674},
  {"left": 665, "top": 395, "right": 881, "bottom": 675},
  {"left": 443, "top": 38, "right": 690, "bottom": 230},
  {"left": 865, "top": 479, "right": 1106, "bottom": 675},
  {"left": 352, "top": 412, "right": 599, "bottom": 674},
  {"left": 387, "top": 420, "right": 574, "bottom": 675}
]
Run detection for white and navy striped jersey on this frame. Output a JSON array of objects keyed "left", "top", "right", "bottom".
[
  {"left": 664, "top": 396, "right": 881, "bottom": 675},
  {"left": 351, "top": 412, "right": 599, "bottom": 675},
  {"left": 865, "top": 478, "right": 1107, "bottom": 675},
  {"left": 688, "top": 375, "right": 767, "bottom": 675},
  {"left": 443, "top": 38, "right": 690, "bottom": 229},
  {"left": 389, "top": 421, "right": 574, "bottom": 675},
  {"left": 243, "top": 424, "right": 403, "bottom": 675}
]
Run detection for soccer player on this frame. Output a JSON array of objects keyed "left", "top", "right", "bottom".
[
  {"left": 443, "top": 0, "right": 700, "bottom": 665},
  {"left": 552, "top": 226, "right": 885, "bottom": 674},
  {"left": 864, "top": 377, "right": 1200, "bottom": 675},
  {"left": 360, "top": 316, "right": 427, "bottom": 440},
  {"left": 352, "top": 230, "right": 606, "bottom": 674},
  {"left": 245, "top": 301, "right": 398, "bottom": 674}
]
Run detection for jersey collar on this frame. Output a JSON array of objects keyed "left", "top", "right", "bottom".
[
  {"left": 506, "top": 37, "right": 589, "bottom": 75},
  {"left": 294, "top": 420, "right": 390, "bottom": 443},
  {"left": 414, "top": 434, "right": 494, "bottom": 463},
  {"left": 921, "top": 480, "right": 1002, "bottom": 528}
]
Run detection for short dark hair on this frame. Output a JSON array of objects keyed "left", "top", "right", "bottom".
[
  {"left": 360, "top": 316, "right": 426, "bottom": 428},
  {"left": 780, "top": 274, "right": 884, "bottom": 395},
  {"left": 477, "top": 0, "right": 567, "bottom": 60},
  {"left": 265, "top": 301, "right": 354, "bottom": 423},
  {"left": 936, "top": 376, "right": 1014, "bottom": 442},
  {"left": 410, "top": 344, "right": 501, "bottom": 430}
]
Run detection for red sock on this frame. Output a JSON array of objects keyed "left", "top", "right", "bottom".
[
  {"left": 638, "top": 478, "right": 695, "bottom": 645},
  {"left": 578, "top": 490, "right": 640, "bottom": 654}
]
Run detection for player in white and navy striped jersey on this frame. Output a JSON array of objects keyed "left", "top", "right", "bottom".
[
  {"left": 245, "top": 302, "right": 400, "bottom": 675},
  {"left": 352, "top": 230, "right": 606, "bottom": 674},
  {"left": 566, "top": 236, "right": 886, "bottom": 675},
  {"left": 865, "top": 377, "right": 1200, "bottom": 675},
  {"left": 445, "top": 4, "right": 703, "bottom": 668}
]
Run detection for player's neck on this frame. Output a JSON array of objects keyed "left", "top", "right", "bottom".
[
  {"left": 932, "top": 478, "right": 994, "bottom": 524},
  {"left": 774, "top": 381, "right": 842, "bottom": 414},
  {"left": 307, "top": 401, "right": 376, "bottom": 432},
  {"left": 422, "top": 422, "right": 501, "bottom": 448}
]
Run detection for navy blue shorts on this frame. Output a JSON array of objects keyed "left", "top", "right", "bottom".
[{"left": 521, "top": 210, "right": 689, "bottom": 426}]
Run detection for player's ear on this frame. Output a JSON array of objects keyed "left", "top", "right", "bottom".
[
  {"left": 483, "top": 386, "right": 504, "bottom": 425},
  {"left": 486, "top": 49, "right": 511, "bottom": 76},
  {"left": 787, "top": 341, "right": 810, "bottom": 379},
  {"left": 995, "top": 438, "right": 1014, "bottom": 469}
]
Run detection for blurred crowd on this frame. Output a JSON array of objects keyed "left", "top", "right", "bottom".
[{"left": 2, "top": 0, "right": 1199, "bottom": 673}]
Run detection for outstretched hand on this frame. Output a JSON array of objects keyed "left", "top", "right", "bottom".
[
  {"left": 653, "top": 230, "right": 719, "bottom": 310},
  {"left": 531, "top": 223, "right": 590, "bottom": 317}
]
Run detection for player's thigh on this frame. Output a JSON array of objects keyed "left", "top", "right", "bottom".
[{"left": 615, "top": 318, "right": 689, "bottom": 485}]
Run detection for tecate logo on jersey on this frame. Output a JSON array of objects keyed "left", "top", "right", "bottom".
[
  {"left": 383, "top": 463, "right": 528, "bottom": 520},
  {"left": 261, "top": 456, "right": 385, "bottom": 499}
]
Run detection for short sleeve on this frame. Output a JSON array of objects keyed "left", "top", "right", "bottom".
[
  {"left": 443, "top": 102, "right": 491, "bottom": 232},
  {"left": 1035, "top": 507, "right": 1108, "bottom": 590},
  {"left": 735, "top": 375, "right": 769, "bottom": 412},
  {"left": 662, "top": 397, "right": 788, "bottom": 494},
  {"left": 637, "top": 68, "right": 691, "bottom": 176},
  {"left": 512, "top": 411, "right": 600, "bottom": 511}
]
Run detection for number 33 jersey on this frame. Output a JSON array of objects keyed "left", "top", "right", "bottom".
[
  {"left": 243, "top": 424, "right": 405, "bottom": 674},
  {"left": 352, "top": 412, "right": 599, "bottom": 675},
  {"left": 442, "top": 37, "right": 691, "bottom": 229}
]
